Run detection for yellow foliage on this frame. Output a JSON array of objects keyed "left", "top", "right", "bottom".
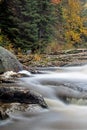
[
  {"left": 0, "top": 35, "right": 3, "bottom": 42},
  {"left": 33, "top": 54, "right": 41, "bottom": 61},
  {"left": 66, "top": 31, "right": 81, "bottom": 43},
  {"left": 0, "top": 33, "right": 15, "bottom": 53},
  {"left": 5, "top": 43, "right": 16, "bottom": 54},
  {"left": 17, "top": 48, "right": 22, "bottom": 56},
  {"left": 80, "top": 28, "right": 87, "bottom": 36},
  {"left": 63, "top": 0, "right": 87, "bottom": 46}
]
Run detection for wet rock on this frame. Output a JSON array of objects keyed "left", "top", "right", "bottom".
[
  {"left": 0, "top": 46, "right": 23, "bottom": 74},
  {"left": 0, "top": 109, "right": 8, "bottom": 120},
  {"left": 0, "top": 70, "right": 32, "bottom": 84},
  {"left": 0, "top": 71, "right": 17, "bottom": 83},
  {"left": 0, "top": 86, "right": 48, "bottom": 109},
  {"left": 1, "top": 71, "right": 17, "bottom": 79}
]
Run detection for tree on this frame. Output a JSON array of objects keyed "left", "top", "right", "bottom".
[
  {"left": 0, "top": 0, "right": 56, "bottom": 52},
  {"left": 11, "top": 0, "right": 39, "bottom": 51},
  {"left": 51, "top": 0, "right": 61, "bottom": 4},
  {"left": 63, "top": 0, "right": 87, "bottom": 47},
  {"left": 0, "top": 0, "right": 14, "bottom": 39},
  {"left": 53, "top": 1, "right": 65, "bottom": 44},
  {"left": 0, "top": 0, "right": 14, "bottom": 49},
  {"left": 35, "top": 0, "right": 56, "bottom": 52}
]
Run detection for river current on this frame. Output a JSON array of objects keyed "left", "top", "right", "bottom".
[{"left": 1, "top": 65, "right": 87, "bottom": 130}]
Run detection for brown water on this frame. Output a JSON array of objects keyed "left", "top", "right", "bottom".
[{"left": 1, "top": 65, "right": 87, "bottom": 130}]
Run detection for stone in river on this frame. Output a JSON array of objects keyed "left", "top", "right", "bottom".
[{"left": 0, "top": 46, "right": 23, "bottom": 74}]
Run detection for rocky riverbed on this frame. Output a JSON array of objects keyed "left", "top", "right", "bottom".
[
  {"left": 0, "top": 79, "right": 48, "bottom": 120},
  {"left": 1, "top": 48, "right": 87, "bottom": 130},
  {"left": 1, "top": 47, "right": 87, "bottom": 121}
]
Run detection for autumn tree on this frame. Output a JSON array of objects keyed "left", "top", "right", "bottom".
[
  {"left": 63, "top": 0, "right": 87, "bottom": 47},
  {"left": 51, "top": 0, "right": 61, "bottom": 4}
]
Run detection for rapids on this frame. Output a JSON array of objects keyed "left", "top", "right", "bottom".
[{"left": 1, "top": 65, "right": 87, "bottom": 130}]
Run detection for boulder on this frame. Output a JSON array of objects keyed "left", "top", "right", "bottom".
[
  {"left": 0, "top": 46, "right": 23, "bottom": 73},
  {"left": 0, "top": 109, "right": 8, "bottom": 120},
  {"left": 0, "top": 86, "right": 48, "bottom": 109}
]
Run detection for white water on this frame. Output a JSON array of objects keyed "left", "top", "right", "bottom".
[{"left": 1, "top": 65, "right": 87, "bottom": 130}]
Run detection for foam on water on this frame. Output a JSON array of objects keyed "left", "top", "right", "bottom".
[{"left": 18, "top": 70, "right": 31, "bottom": 76}]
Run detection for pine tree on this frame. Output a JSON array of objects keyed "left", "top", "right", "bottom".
[
  {"left": 0, "top": 0, "right": 56, "bottom": 52},
  {"left": 29, "top": 0, "right": 56, "bottom": 52},
  {"left": 12, "top": 0, "right": 39, "bottom": 51},
  {"left": 0, "top": 0, "right": 39, "bottom": 51},
  {"left": 37, "top": 0, "right": 55, "bottom": 46},
  {"left": 54, "top": 1, "right": 65, "bottom": 44},
  {"left": 0, "top": 0, "right": 14, "bottom": 39}
]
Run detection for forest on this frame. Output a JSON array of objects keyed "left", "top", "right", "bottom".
[{"left": 0, "top": 0, "right": 87, "bottom": 54}]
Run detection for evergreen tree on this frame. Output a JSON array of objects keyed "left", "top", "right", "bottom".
[
  {"left": 54, "top": 1, "right": 65, "bottom": 44},
  {"left": 29, "top": 0, "right": 55, "bottom": 51},
  {"left": 0, "top": 0, "right": 14, "bottom": 40},
  {"left": 12, "top": 0, "right": 39, "bottom": 51},
  {"left": 0, "top": 0, "right": 39, "bottom": 51},
  {"left": 0, "top": 0, "right": 56, "bottom": 52},
  {"left": 37, "top": 0, "right": 55, "bottom": 51}
]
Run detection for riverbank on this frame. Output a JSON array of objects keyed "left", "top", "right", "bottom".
[{"left": 18, "top": 49, "right": 87, "bottom": 71}]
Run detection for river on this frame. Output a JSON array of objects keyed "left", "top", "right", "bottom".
[{"left": 1, "top": 65, "right": 87, "bottom": 130}]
